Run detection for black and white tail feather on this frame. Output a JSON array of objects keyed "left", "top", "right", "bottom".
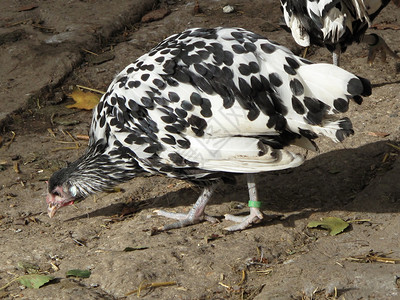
[
  {"left": 280, "top": 0, "right": 397, "bottom": 65},
  {"left": 280, "top": 0, "right": 390, "bottom": 49},
  {"left": 47, "top": 27, "right": 371, "bottom": 230}
]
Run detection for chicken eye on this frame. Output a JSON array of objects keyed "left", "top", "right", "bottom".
[{"left": 52, "top": 191, "right": 61, "bottom": 197}]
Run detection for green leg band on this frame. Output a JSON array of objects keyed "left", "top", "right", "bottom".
[{"left": 248, "top": 200, "right": 262, "bottom": 208}]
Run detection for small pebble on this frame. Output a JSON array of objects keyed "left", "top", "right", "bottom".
[{"left": 222, "top": 5, "right": 235, "bottom": 13}]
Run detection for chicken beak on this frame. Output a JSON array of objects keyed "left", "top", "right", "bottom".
[{"left": 47, "top": 203, "right": 58, "bottom": 218}]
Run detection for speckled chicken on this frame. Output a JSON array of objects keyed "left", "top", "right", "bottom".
[
  {"left": 280, "top": 0, "right": 400, "bottom": 65},
  {"left": 46, "top": 27, "right": 371, "bottom": 231}
]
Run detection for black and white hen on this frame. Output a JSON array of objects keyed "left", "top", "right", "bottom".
[
  {"left": 280, "top": 0, "right": 399, "bottom": 65},
  {"left": 47, "top": 27, "right": 371, "bottom": 231}
]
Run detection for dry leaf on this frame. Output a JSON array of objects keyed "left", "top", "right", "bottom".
[
  {"left": 367, "top": 131, "right": 390, "bottom": 137},
  {"left": 66, "top": 89, "right": 101, "bottom": 110},
  {"left": 18, "top": 4, "right": 38, "bottom": 12}
]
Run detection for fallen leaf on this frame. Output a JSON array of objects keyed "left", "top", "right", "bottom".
[
  {"left": 367, "top": 131, "right": 390, "bottom": 137},
  {"left": 66, "top": 89, "right": 101, "bottom": 110},
  {"left": 18, "top": 4, "right": 38, "bottom": 12},
  {"left": 18, "top": 274, "right": 54, "bottom": 289},
  {"left": 66, "top": 269, "right": 91, "bottom": 278},
  {"left": 307, "top": 217, "right": 349, "bottom": 236}
]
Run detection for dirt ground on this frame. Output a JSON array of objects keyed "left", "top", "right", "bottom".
[{"left": 1, "top": 0, "right": 400, "bottom": 299}]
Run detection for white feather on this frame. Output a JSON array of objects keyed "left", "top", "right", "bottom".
[{"left": 160, "top": 136, "right": 304, "bottom": 173}]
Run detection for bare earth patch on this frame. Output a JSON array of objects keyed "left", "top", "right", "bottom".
[{"left": 0, "top": 0, "right": 400, "bottom": 299}]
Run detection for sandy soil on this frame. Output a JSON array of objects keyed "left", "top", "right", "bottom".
[{"left": 1, "top": 0, "right": 400, "bottom": 299}]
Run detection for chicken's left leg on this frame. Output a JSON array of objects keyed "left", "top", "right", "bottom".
[
  {"left": 224, "top": 174, "right": 264, "bottom": 231},
  {"left": 155, "top": 184, "right": 218, "bottom": 230}
]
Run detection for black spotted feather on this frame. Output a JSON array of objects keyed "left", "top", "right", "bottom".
[
  {"left": 280, "top": 0, "right": 391, "bottom": 54},
  {"left": 49, "top": 27, "right": 371, "bottom": 203}
]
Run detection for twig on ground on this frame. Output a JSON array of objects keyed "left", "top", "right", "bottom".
[
  {"left": 387, "top": 142, "right": 400, "bottom": 151},
  {"left": 4, "top": 131, "right": 16, "bottom": 149},
  {"left": 76, "top": 85, "right": 105, "bottom": 95},
  {"left": 125, "top": 281, "right": 177, "bottom": 297},
  {"left": 82, "top": 49, "right": 99, "bottom": 56},
  {"left": 346, "top": 251, "right": 400, "bottom": 264},
  {"left": 76, "top": 134, "right": 89, "bottom": 141},
  {"left": 237, "top": 269, "right": 246, "bottom": 286}
]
